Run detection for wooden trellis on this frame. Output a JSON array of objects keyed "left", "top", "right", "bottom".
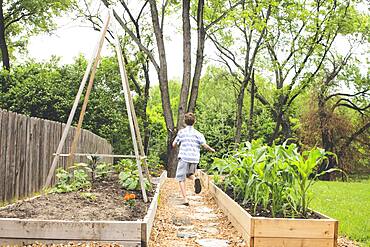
[{"left": 44, "top": 10, "right": 150, "bottom": 202}]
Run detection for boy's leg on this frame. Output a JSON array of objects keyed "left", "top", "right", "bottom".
[
  {"left": 175, "top": 159, "right": 189, "bottom": 205},
  {"left": 187, "top": 163, "right": 201, "bottom": 194},
  {"left": 179, "top": 181, "right": 188, "bottom": 204}
]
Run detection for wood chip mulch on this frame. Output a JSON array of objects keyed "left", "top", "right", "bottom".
[{"left": 149, "top": 178, "right": 244, "bottom": 247}]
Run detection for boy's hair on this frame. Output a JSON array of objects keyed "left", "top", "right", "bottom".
[{"left": 184, "top": 112, "right": 196, "bottom": 126}]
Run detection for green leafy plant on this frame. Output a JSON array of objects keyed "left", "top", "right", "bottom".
[
  {"left": 52, "top": 168, "right": 74, "bottom": 193},
  {"left": 80, "top": 192, "right": 97, "bottom": 201},
  {"left": 95, "top": 163, "right": 112, "bottom": 179},
  {"left": 117, "top": 159, "right": 151, "bottom": 191},
  {"left": 51, "top": 166, "right": 91, "bottom": 193},
  {"left": 147, "top": 155, "right": 164, "bottom": 177},
  {"left": 209, "top": 140, "right": 339, "bottom": 218},
  {"left": 86, "top": 155, "right": 102, "bottom": 181}
]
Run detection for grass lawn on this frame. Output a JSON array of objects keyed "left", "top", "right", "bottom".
[{"left": 311, "top": 179, "right": 370, "bottom": 246}]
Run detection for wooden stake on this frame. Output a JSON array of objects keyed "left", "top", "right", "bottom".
[
  {"left": 44, "top": 13, "right": 111, "bottom": 189},
  {"left": 112, "top": 13, "right": 148, "bottom": 202},
  {"left": 127, "top": 84, "right": 152, "bottom": 183},
  {"left": 67, "top": 14, "right": 111, "bottom": 168}
]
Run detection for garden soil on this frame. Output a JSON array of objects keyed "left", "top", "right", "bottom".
[
  {"left": 0, "top": 177, "right": 360, "bottom": 246},
  {"left": 0, "top": 176, "right": 151, "bottom": 221}
]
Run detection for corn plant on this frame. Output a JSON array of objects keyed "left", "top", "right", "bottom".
[{"left": 209, "top": 140, "right": 338, "bottom": 218}]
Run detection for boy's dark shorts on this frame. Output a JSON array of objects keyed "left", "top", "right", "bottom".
[{"left": 175, "top": 159, "right": 197, "bottom": 182}]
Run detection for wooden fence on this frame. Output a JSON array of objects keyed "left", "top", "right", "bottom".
[{"left": 0, "top": 109, "right": 113, "bottom": 203}]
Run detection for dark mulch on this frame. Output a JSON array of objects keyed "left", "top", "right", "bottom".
[
  {"left": 0, "top": 175, "right": 153, "bottom": 221},
  {"left": 223, "top": 186, "right": 321, "bottom": 219}
]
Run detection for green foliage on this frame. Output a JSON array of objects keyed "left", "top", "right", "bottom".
[
  {"left": 95, "top": 163, "right": 112, "bottom": 179},
  {"left": 51, "top": 167, "right": 91, "bottom": 193},
  {"left": 117, "top": 159, "right": 151, "bottom": 191},
  {"left": 2, "top": 0, "right": 75, "bottom": 60},
  {"left": 209, "top": 140, "right": 338, "bottom": 218},
  {"left": 147, "top": 155, "right": 164, "bottom": 177},
  {"left": 0, "top": 56, "right": 142, "bottom": 155},
  {"left": 79, "top": 192, "right": 97, "bottom": 201}
]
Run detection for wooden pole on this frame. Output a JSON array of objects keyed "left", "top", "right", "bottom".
[
  {"left": 112, "top": 12, "right": 148, "bottom": 202},
  {"left": 54, "top": 153, "right": 146, "bottom": 159},
  {"left": 67, "top": 14, "right": 111, "bottom": 168},
  {"left": 44, "top": 13, "right": 111, "bottom": 189},
  {"left": 126, "top": 82, "right": 152, "bottom": 183}
]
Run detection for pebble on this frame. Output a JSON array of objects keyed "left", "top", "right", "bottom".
[
  {"left": 202, "top": 226, "right": 219, "bottom": 234},
  {"left": 191, "top": 213, "right": 219, "bottom": 220},
  {"left": 172, "top": 215, "right": 192, "bottom": 226},
  {"left": 195, "top": 206, "right": 214, "bottom": 213},
  {"left": 176, "top": 225, "right": 195, "bottom": 231},
  {"left": 177, "top": 231, "right": 198, "bottom": 238},
  {"left": 196, "top": 239, "right": 229, "bottom": 247},
  {"left": 188, "top": 200, "right": 204, "bottom": 205},
  {"left": 187, "top": 195, "right": 203, "bottom": 200}
]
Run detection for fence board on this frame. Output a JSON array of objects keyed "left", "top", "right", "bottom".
[
  {"left": 0, "top": 109, "right": 113, "bottom": 203},
  {"left": 0, "top": 111, "right": 7, "bottom": 202},
  {"left": 5, "top": 112, "right": 16, "bottom": 201},
  {"left": 19, "top": 115, "right": 28, "bottom": 199}
]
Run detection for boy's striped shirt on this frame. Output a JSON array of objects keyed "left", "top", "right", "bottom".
[{"left": 174, "top": 126, "right": 206, "bottom": 163}]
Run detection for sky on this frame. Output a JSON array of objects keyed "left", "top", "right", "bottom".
[
  {"left": 26, "top": 12, "right": 185, "bottom": 84},
  {"left": 26, "top": 3, "right": 368, "bottom": 87}
]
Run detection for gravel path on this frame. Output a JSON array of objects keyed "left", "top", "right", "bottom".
[
  {"left": 149, "top": 178, "right": 360, "bottom": 247},
  {"left": 149, "top": 178, "right": 244, "bottom": 247}
]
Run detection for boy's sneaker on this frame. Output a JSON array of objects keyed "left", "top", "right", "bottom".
[{"left": 194, "top": 178, "right": 202, "bottom": 194}]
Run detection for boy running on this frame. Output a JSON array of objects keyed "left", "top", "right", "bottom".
[{"left": 172, "top": 112, "right": 215, "bottom": 206}]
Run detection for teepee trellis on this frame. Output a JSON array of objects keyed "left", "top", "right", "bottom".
[{"left": 44, "top": 11, "right": 150, "bottom": 202}]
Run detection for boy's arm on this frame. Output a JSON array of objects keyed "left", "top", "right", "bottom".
[
  {"left": 202, "top": 143, "right": 216, "bottom": 153},
  {"left": 172, "top": 133, "right": 180, "bottom": 148}
]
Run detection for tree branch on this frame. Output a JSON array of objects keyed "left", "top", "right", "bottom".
[
  {"left": 204, "top": 0, "right": 243, "bottom": 32},
  {"left": 325, "top": 89, "right": 369, "bottom": 101},
  {"left": 341, "top": 121, "right": 370, "bottom": 151},
  {"left": 100, "top": 0, "right": 160, "bottom": 73}
]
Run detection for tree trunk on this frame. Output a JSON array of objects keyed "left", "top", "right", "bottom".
[
  {"left": 142, "top": 60, "right": 151, "bottom": 155},
  {"left": 148, "top": 0, "right": 176, "bottom": 177},
  {"left": 248, "top": 70, "right": 255, "bottom": 141},
  {"left": 318, "top": 92, "right": 335, "bottom": 180},
  {"left": 269, "top": 92, "right": 292, "bottom": 144},
  {"left": 177, "top": 0, "right": 191, "bottom": 128},
  {"left": 235, "top": 80, "right": 247, "bottom": 143},
  {"left": 0, "top": 1, "right": 10, "bottom": 71},
  {"left": 187, "top": 0, "right": 205, "bottom": 113}
]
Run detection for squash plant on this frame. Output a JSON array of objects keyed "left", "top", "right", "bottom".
[{"left": 117, "top": 159, "right": 151, "bottom": 191}]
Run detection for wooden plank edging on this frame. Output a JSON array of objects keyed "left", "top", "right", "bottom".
[
  {"left": 142, "top": 171, "right": 167, "bottom": 246},
  {"left": 0, "top": 171, "right": 167, "bottom": 246},
  {"left": 200, "top": 171, "right": 338, "bottom": 247}
]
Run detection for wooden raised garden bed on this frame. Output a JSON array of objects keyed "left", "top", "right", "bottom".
[
  {"left": 0, "top": 171, "right": 167, "bottom": 247},
  {"left": 199, "top": 171, "right": 338, "bottom": 247}
]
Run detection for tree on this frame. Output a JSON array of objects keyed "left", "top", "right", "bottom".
[
  {"left": 263, "top": 0, "right": 360, "bottom": 144},
  {"left": 209, "top": 0, "right": 272, "bottom": 143},
  {"left": 0, "top": 0, "right": 74, "bottom": 71},
  {"left": 100, "top": 0, "right": 240, "bottom": 176},
  {"left": 315, "top": 56, "right": 369, "bottom": 179}
]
